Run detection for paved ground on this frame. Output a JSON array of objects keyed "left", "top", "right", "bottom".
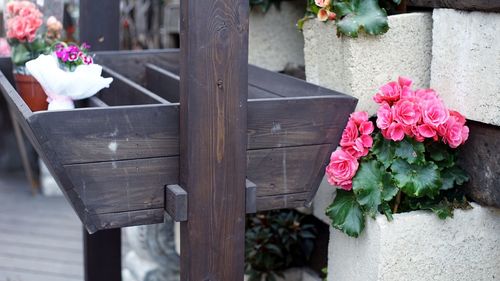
[{"left": 0, "top": 173, "right": 83, "bottom": 281}]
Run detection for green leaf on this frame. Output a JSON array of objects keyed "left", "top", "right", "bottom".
[
  {"left": 391, "top": 159, "right": 441, "bottom": 198},
  {"left": 380, "top": 201, "right": 394, "bottom": 221},
  {"left": 394, "top": 137, "right": 425, "bottom": 164},
  {"left": 372, "top": 133, "right": 395, "bottom": 168},
  {"left": 381, "top": 173, "right": 399, "bottom": 202},
  {"left": 326, "top": 190, "right": 365, "bottom": 237},
  {"left": 440, "top": 166, "right": 469, "bottom": 190},
  {"left": 333, "top": 0, "right": 389, "bottom": 38},
  {"left": 352, "top": 160, "right": 384, "bottom": 216}
]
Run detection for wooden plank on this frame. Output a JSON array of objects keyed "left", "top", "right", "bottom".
[
  {"left": 31, "top": 95, "right": 351, "bottom": 165},
  {"left": 87, "top": 96, "right": 108, "bottom": 107},
  {"left": 165, "top": 184, "right": 188, "bottom": 222},
  {"left": 0, "top": 268, "right": 81, "bottom": 281},
  {"left": 256, "top": 192, "right": 311, "bottom": 211},
  {"left": 89, "top": 208, "right": 165, "bottom": 230},
  {"left": 0, "top": 255, "right": 82, "bottom": 277},
  {"left": 79, "top": 1, "right": 120, "bottom": 51},
  {"left": 95, "top": 49, "right": 180, "bottom": 86},
  {"left": 65, "top": 157, "right": 178, "bottom": 214},
  {"left": 99, "top": 66, "right": 169, "bottom": 105},
  {"left": 145, "top": 63, "right": 279, "bottom": 100},
  {"left": 458, "top": 121, "right": 500, "bottom": 208},
  {"left": 84, "top": 228, "right": 121, "bottom": 281},
  {"left": 407, "top": 0, "right": 500, "bottom": 12},
  {"left": 179, "top": 0, "right": 248, "bottom": 280}
]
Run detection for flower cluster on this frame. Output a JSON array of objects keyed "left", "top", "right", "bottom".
[
  {"left": 54, "top": 43, "right": 93, "bottom": 71},
  {"left": 326, "top": 112, "right": 373, "bottom": 190},
  {"left": 5, "top": 1, "right": 43, "bottom": 43},
  {"left": 374, "top": 77, "right": 469, "bottom": 148},
  {"left": 314, "top": 0, "right": 336, "bottom": 21}
]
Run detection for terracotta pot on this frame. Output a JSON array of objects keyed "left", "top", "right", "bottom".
[{"left": 14, "top": 73, "right": 48, "bottom": 112}]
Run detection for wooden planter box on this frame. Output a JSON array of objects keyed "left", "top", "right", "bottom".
[{"left": 0, "top": 50, "right": 356, "bottom": 233}]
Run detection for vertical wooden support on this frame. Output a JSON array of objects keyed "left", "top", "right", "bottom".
[
  {"left": 79, "top": 1, "right": 120, "bottom": 51},
  {"left": 179, "top": 0, "right": 249, "bottom": 280},
  {"left": 83, "top": 228, "right": 122, "bottom": 281}
]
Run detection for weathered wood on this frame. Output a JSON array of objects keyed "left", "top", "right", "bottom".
[
  {"left": 246, "top": 179, "right": 257, "bottom": 214},
  {"left": 99, "top": 66, "right": 169, "bottom": 105},
  {"left": 83, "top": 228, "right": 121, "bottom": 281},
  {"left": 145, "top": 63, "right": 279, "bottom": 100},
  {"left": 89, "top": 208, "right": 165, "bottom": 231},
  {"left": 407, "top": 0, "right": 500, "bottom": 12},
  {"left": 165, "top": 184, "right": 188, "bottom": 222},
  {"left": 179, "top": 0, "right": 249, "bottom": 280},
  {"left": 458, "top": 121, "right": 500, "bottom": 208},
  {"left": 79, "top": 1, "right": 120, "bottom": 51}
]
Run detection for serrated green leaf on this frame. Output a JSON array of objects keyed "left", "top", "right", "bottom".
[
  {"left": 380, "top": 201, "right": 394, "bottom": 221},
  {"left": 381, "top": 173, "right": 399, "bottom": 201},
  {"left": 333, "top": 0, "right": 389, "bottom": 37},
  {"left": 352, "top": 160, "right": 384, "bottom": 216},
  {"left": 372, "top": 133, "right": 395, "bottom": 168},
  {"left": 394, "top": 137, "right": 425, "bottom": 164},
  {"left": 440, "top": 166, "right": 469, "bottom": 190},
  {"left": 391, "top": 159, "right": 441, "bottom": 198},
  {"left": 326, "top": 190, "right": 365, "bottom": 237}
]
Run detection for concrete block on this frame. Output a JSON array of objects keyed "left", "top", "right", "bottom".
[
  {"left": 249, "top": 1, "right": 305, "bottom": 71},
  {"left": 431, "top": 9, "right": 500, "bottom": 126},
  {"left": 328, "top": 203, "right": 500, "bottom": 281},
  {"left": 304, "top": 13, "right": 433, "bottom": 114},
  {"left": 311, "top": 176, "right": 336, "bottom": 224}
]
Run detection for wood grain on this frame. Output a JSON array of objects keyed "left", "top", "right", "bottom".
[
  {"left": 79, "top": 1, "right": 120, "bottom": 51},
  {"left": 179, "top": 1, "right": 249, "bottom": 279},
  {"left": 407, "top": 0, "right": 500, "bottom": 12}
]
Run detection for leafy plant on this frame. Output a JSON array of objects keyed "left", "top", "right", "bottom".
[
  {"left": 299, "top": 0, "right": 403, "bottom": 37},
  {"left": 325, "top": 77, "right": 471, "bottom": 238},
  {"left": 245, "top": 210, "right": 317, "bottom": 281}
]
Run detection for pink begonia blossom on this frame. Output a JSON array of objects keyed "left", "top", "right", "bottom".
[
  {"left": 359, "top": 121, "right": 374, "bottom": 135},
  {"left": 440, "top": 110, "right": 469, "bottom": 148},
  {"left": 315, "top": 0, "right": 331, "bottom": 8},
  {"left": 327, "top": 10, "right": 336, "bottom": 21},
  {"left": 325, "top": 149, "right": 359, "bottom": 191},
  {"left": 386, "top": 122, "right": 405, "bottom": 141},
  {"left": 340, "top": 120, "right": 358, "bottom": 147},
  {"left": 422, "top": 101, "right": 449, "bottom": 128},
  {"left": 392, "top": 98, "right": 421, "bottom": 126},
  {"left": 317, "top": 8, "right": 329, "bottom": 21},
  {"left": 374, "top": 81, "right": 401, "bottom": 105},
  {"left": 350, "top": 111, "right": 369, "bottom": 125},
  {"left": 5, "top": 1, "right": 43, "bottom": 43},
  {"left": 376, "top": 102, "right": 392, "bottom": 130}
]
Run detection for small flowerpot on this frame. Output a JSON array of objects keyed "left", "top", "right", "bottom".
[
  {"left": 327, "top": 203, "right": 500, "bottom": 281},
  {"left": 14, "top": 73, "right": 48, "bottom": 112}
]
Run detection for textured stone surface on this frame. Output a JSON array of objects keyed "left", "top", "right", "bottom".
[
  {"left": 328, "top": 203, "right": 500, "bottom": 281},
  {"left": 431, "top": 9, "right": 500, "bottom": 126},
  {"left": 249, "top": 1, "right": 305, "bottom": 71},
  {"left": 304, "top": 13, "right": 433, "bottom": 114},
  {"left": 311, "top": 176, "right": 336, "bottom": 224}
]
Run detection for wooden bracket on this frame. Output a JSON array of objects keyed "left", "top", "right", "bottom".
[
  {"left": 165, "top": 184, "right": 188, "bottom": 222},
  {"left": 246, "top": 179, "right": 257, "bottom": 214},
  {"left": 165, "top": 180, "right": 257, "bottom": 222}
]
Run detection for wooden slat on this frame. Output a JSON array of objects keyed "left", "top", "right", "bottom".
[
  {"left": 30, "top": 95, "right": 352, "bottom": 165},
  {"left": 84, "top": 229, "right": 121, "bottom": 281},
  {"left": 62, "top": 144, "right": 330, "bottom": 216},
  {"left": 0, "top": 268, "right": 81, "bottom": 281},
  {"left": 0, "top": 255, "right": 82, "bottom": 277},
  {"left": 95, "top": 49, "right": 180, "bottom": 86},
  {"left": 407, "top": 0, "right": 500, "bottom": 12},
  {"left": 79, "top": 0, "right": 119, "bottom": 51},
  {"left": 165, "top": 184, "right": 188, "bottom": 222},
  {"left": 145, "top": 63, "right": 279, "bottom": 100},
  {"left": 98, "top": 66, "right": 169, "bottom": 105},
  {"left": 89, "top": 208, "right": 165, "bottom": 230}
]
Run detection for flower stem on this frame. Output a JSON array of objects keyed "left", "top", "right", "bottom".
[{"left": 393, "top": 190, "right": 402, "bottom": 214}]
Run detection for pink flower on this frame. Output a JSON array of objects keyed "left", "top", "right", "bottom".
[
  {"left": 82, "top": 55, "right": 93, "bottom": 65},
  {"left": 422, "top": 100, "right": 449, "bottom": 128},
  {"left": 386, "top": 122, "right": 405, "bottom": 141},
  {"left": 417, "top": 124, "right": 436, "bottom": 139},
  {"left": 327, "top": 10, "right": 336, "bottom": 21},
  {"left": 340, "top": 120, "right": 358, "bottom": 147},
  {"left": 326, "top": 149, "right": 359, "bottom": 190},
  {"left": 376, "top": 102, "right": 392, "bottom": 130},
  {"left": 0, "top": 38, "right": 11, "bottom": 56},
  {"left": 398, "top": 76, "right": 412, "bottom": 88},
  {"left": 350, "top": 111, "right": 369, "bottom": 125},
  {"left": 317, "top": 8, "right": 329, "bottom": 21},
  {"left": 415, "top": 89, "right": 439, "bottom": 102},
  {"left": 392, "top": 98, "right": 421, "bottom": 126},
  {"left": 374, "top": 81, "right": 401, "bottom": 104},
  {"left": 359, "top": 121, "right": 374, "bottom": 135},
  {"left": 315, "top": 0, "right": 331, "bottom": 8},
  {"left": 441, "top": 110, "right": 469, "bottom": 148}
]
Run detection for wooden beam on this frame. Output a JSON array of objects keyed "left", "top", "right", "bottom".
[
  {"left": 407, "top": 0, "right": 500, "bottom": 12},
  {"left": 79, "top": 1, "right": 120, "bottom": 51},
  {"left": 83, "top": 228, "right": 121, "bottom": 281},
  {"left": 179, "top": 0, "right": 248, "bottom": 280},
  {"left": 165, "top": 184, "right": 188, "bottom": 222}
]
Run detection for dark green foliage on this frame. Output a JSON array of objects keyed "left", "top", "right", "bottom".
[
  {"left": 250, "top": 0, "right": 284, "bottom": 13},
  {"left": 245, "top": 210, "right": 317, "bottom": 281}
]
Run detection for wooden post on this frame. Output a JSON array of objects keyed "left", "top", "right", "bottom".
[
  {"left": 79, "top": 1, "right": 120, "bottom": 51},
  {"left": 179, "top": 0, "right": 249, "bottom": 280},
  {"left": 83, "top": 228, "right": 122, "bottom": 281}
]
